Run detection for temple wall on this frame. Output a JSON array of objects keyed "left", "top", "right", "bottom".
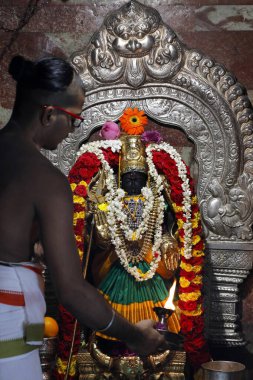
[
  {"left": 1, "top": 0, "right": 253, "bottom": 127},
  {"left": 1, "top": 0, "right": 253, "bottom": 371}
]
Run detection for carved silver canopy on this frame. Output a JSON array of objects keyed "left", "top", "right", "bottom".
[{"left": 43, "top": 0, "right": 253, "bottom": 243}]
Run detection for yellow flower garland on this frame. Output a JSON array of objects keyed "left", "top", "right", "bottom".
[{"left": 56, "top": 356, "right": 77, "bottom": 377}]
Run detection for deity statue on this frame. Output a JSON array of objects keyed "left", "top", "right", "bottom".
[
  {"left": 86, "top": 130, "right": 181, "bottom": 354},
  {"left": 55, "top": 108, "right": 210, "bottom": 379}
]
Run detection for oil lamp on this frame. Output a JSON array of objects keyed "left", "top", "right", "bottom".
[
  {"left": 153, "top": 306, "right": 174, "bottom": 333},
  {"left": 153, "top": 279, "right": 184, "bottom": 349},
  {"left": 154, "top": 278, "right": 176, "bottom": 333}
]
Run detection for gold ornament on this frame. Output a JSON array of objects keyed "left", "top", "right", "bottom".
[
  {"left": 120, "top": 134, "right": 147, "bottom": 175},
  {"left": 160, "top": 233, "right": 180, "bottom": 271}
]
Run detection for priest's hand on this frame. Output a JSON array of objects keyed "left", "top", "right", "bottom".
[{"left": 126, "top": 319, "right": 168, "bottom": 356}]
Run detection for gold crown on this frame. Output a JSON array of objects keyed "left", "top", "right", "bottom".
[{"left": 120, "top": 134, "right": 147, "bottom": 174}]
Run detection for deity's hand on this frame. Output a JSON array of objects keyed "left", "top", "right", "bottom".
[
  {"left": 126, "top": 320, "right": 168, "bottom": 356},
  {"left": 160, "top": 234, "right": 180, "bottom": 272},
  {"left": 94, "top": 208, "right": 111, "bottom": 242}
]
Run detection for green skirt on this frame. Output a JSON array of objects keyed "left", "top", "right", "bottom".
[{"left": 98, "top": 261, "right": 170, "bottom": 324}]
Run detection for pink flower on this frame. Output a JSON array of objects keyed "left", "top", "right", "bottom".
[
  {"left": 141, "top": 130, "right": 162, "bottom": 143},
  {"left": 99, "top": 121, "right": 120, "bottom": 140}
]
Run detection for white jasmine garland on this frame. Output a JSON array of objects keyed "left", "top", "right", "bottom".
[
  {"left": 76, "top": 140, "right": 122, "bottom": 158},
  {"left": 76, "top": 140, "right": 164, "bottom": 281},
  {"left": 105, "top": 178, "right": 164, "bottom": 281},
  {"left": 75, "top": 138, "right": 192, "bottom": 281}
]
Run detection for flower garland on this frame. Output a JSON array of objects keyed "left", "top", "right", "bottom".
[
  {"left": 54, "top": 304, "right": 81, "bottom": 379},
  {"left": 107, "top": 187, "right": 165, "bottom": 280},
  {"left": 77, "top": 140, "right": 165, "bottom": 282},
  {"left": 146, "top": 143, "right": 193, "bottom": 259},
  {"left": 150, "top": 147, "right": 210, "bottom": 368},
  {"left": 55, "top": 150, "right": 102, "bottom": 380},
  {"left": 56, "top": 139, "right": 210, "bottom": 378}
]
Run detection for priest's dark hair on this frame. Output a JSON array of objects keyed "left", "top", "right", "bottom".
[
  {"left": 8, "top": 55, "right": 80, "bottom": 120},
  {"left": 9, "top": 55, "right": 74, "bottom": 92}
]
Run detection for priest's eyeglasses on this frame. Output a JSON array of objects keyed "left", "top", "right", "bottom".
[{"left": 42, "top": 105, "right": 84, "bottom": 128}]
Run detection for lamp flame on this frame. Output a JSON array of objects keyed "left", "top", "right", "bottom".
[{"left": 164, "top": 279, "right": 177, "bottom": 310}]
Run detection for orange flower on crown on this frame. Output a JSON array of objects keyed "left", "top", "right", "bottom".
[{"left": 119, "top": 107, "right": 148, "bottom": 135}]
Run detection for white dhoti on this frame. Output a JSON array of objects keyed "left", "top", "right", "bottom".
[{"left": 0, "top": 262, "right": 46, "bottom": 380}]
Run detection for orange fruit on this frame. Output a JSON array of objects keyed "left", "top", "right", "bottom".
[{"left": 44, "top": 316, "right": 59, "bottom": 337}]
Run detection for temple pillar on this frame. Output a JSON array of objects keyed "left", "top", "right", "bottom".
[{"left": 205, "top": 242, "right": 253, "bottom": 347}]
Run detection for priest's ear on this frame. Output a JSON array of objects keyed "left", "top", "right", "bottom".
[{"left": 40, "top": 105, "right": 55, "bottom": 127}]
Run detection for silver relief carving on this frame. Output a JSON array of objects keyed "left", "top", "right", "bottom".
[
  {"left": 207, "top": 249, "right": 252, "bottom": 270},
  {"left": 71, "top": 1, "right": 183, "bottom": 91},
  {"left": 185, "top": 51, "right": 253, "bottom": 240}
]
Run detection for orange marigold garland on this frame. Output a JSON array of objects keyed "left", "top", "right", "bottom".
[{"left": 119, "top": 107, "right": 148, "bottom": 135}]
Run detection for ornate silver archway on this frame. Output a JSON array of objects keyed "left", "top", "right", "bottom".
[{"left": 43, "top": 0, "right": 253, "bottom": 347}]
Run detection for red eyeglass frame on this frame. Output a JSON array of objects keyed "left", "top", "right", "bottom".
[{"left": 42, "top": 105, "right": 84, "bottom": 122}]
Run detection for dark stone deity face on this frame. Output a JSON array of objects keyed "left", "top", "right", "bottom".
[{"left": 121, "top": 171, "right": 147, "bottom": 196}]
